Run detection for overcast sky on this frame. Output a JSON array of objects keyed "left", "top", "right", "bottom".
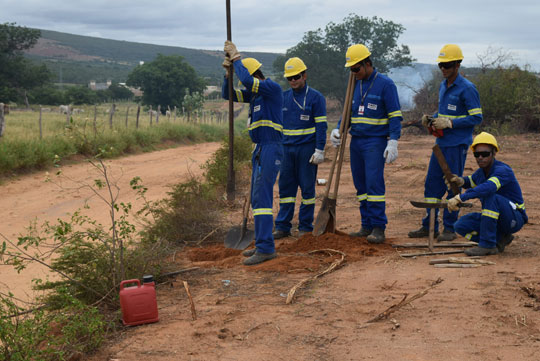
[{"left": 2, "top": 0, "right": 540, "bottom": 71}]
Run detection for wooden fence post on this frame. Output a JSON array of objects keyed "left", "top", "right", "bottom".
[
  {"left": 0, "top": 102, "right": 5, "bottom": 137},
  {"left": 125, "top": 106, "right": 130, "bottom": 128},
  {"left": 93, "top": 105, "right": 97, "bottom": 136},
  {"left": 173, "top": 106, "right": 177, "bottom": 122},
  {"left": 65, "top": 105, "right": 71, "bottom": 125},
  {"left": 156, "top": 105, "right": 160, "bottom": 124},
  {"left": 149, "top": 105, "right": 153, "bottom": 126},
  {"left": 108, "top": 103, "right": 116, "bottom": 129},
  {"left": 39, "top": 106, "right": 43, "bottom": 140},
  {"left": 136, "top": 105, "right": 140, "bottom": 129}
]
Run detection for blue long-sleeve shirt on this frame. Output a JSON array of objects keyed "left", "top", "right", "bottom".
[
  {"left": 282, "top": 85, "right": 327, "bottom": 150},
  {"left": 221, "top": 60, "right": 283, "bottom": 144},
  {"left": 434, "top": 73, "right": 482, "bottom": 147},
  {"left": 337, "top": 69, "right": 402, "bottom": 140},
  {"left": 461, "top": 159, "right": 527, "bottom": 222}
]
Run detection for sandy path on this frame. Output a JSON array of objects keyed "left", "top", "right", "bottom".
[{"left": 0, "top": 142, "right": 220, "bottom": 301}]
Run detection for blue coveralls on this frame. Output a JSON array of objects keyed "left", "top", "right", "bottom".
[
  {"left": 336, "top": 69, "right": 402, "bottom": 231},
  {"left": 274, "top": 85, "right": 327, "bottom": 233},
  {"left": 221, "top": 61, "right": 283, "bottom": 254},
  {"left": 454, "top": 159, "right": 527, "bottom": 249},
  {"left": 422, "top": 74, "right": 483, "bottom": 233}
]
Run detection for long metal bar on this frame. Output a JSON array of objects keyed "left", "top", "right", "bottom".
[{"left": 226, "top": 0, "right": 235, "bottom": 201}]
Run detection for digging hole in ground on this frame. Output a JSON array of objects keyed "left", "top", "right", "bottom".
[{"left": 183, "top": 231, "right": 395, "bottom": 273}]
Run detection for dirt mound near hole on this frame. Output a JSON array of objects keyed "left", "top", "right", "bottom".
[{"left": 183, "top": 231, "right": 394, "bottom": 273}]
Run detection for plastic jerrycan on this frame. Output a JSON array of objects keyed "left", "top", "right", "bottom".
[{"left": 119, "top": 275, "right": 159, "bottom": 326}]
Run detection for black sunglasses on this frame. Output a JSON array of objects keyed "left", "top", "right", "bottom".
[
  {"left": 473, "top": 151, "right": 492, "bottom": 158},
  {"left": 350, "top": 66, "right": 362, "bottom": 73},
  {"left": 286, "top": 73, "right": 302, "bottom": 81},
  {"left": 438, "top": 61, "right": 456, "bottom": 69}
]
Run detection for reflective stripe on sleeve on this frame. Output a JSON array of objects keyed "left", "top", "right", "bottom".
[
  {"left": 388, "top": 110, "right": 402, "bottom": 118},
  {"left": 249, "top": 120, "right": 283, "bottom": 132},
  {"left": 488, "top": 177, "right": 501, "bottom": 190},
  {"left": 481, "top": 209, "right": 499, "bottom": 220},
  {"left": 315, "top": 116, "right": 327, "bottom": 123},
  {"left": 251, "top": 78, "right": 260, "bottom": 93},
  {"left": 468, "top": 108, "right": 482, "bottom": 116}
]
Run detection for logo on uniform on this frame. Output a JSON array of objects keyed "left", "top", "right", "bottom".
[
  {"left": 367, "top": 103, "right": 377, "bottom": 110},
  {"left": 447, "top": 104, "right": 456, "bottom": 111},
  {"left": 254, "top": 105, "right": 261, "bottom": 112}
]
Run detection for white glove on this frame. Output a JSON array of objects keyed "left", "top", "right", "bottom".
[
  {"left": 383, "top": 139, "right": 398, "bottom": 164},
  {"left": 309, "top": 149, "right": 325, "bottom": 165},
  {"left": 444, "top": 174, "right": 465, "bottom": 188},
  {"left": 447, "top": 194, "right": 462, "bottom": 212},
  {"left": 433, "top": 116, "right": 452, "bottom": 129},
  {"left": 330, "top": 128, "right": 341, "bottom": 147},
  {"left": 224, "top": 40, "right": 241, "bottom": 61}
]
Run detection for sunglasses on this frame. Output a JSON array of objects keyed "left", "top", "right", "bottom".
[
  {"left": 438, "top": 61, "right": 456, "bottom": 69},
  {"left": 350, "top": 66, "right": 362, "bottom": 73},
  {"left": 473, "top": 151, "right": 492, "bottom": 158},
  {"left": 286, "top": 73, "right": 302, "bottom": 81}
]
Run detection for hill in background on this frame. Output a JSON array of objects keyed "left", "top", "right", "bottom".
[
  {"left": 25, "top": 29, "right": 437, "bottom": 109},
  {"left": 25, "top": 29, "right": 280, "bottom": 86}
]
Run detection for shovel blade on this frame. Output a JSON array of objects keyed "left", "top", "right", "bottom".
[
  {"left": 224, "top": 226, "right": 255, "bottom": 250},
  {"left": 313, "top": 198, "right": 337, "bottom": 236}
]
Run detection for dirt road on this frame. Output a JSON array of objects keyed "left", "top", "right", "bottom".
[
  {"left": 88, "top": 134, "right": 540, "bottom": 361},
  {"left": 0, "top": 142, "right": 220, "bottom": 301}
]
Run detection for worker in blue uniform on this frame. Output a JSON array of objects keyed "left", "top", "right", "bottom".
[
  {"left": 330, "top": 44, "right": 402, "bottom": 244},
  {"left": 273, "top": 57, "right": 327, "bottom": 239},
  {"left": 409, "top": 44, "right": 483, "bottom": 242},
  {"left": 222, "top": 41, "right": 284, "bottom": 265},
  {"left": 446, "top": 132, "right": 527, "bottom": 256}
]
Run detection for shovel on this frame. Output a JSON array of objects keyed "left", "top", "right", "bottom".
[
  {"left": 224, "top": 180, "right": 255, "bottom": 249},
  {"left": 313, "top": 73, "right": 355, "bottom": 236}
]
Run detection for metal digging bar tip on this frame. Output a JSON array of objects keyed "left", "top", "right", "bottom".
[{"left": 312, "top": 72, "right": 355, "bottom": 236}]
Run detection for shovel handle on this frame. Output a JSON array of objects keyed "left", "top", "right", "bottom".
[
  {"left": 323, "top": 72, "right": 356, "bottom": 199},
  {"left": 331, "top": 73, "right": 356, "bottom": 199}
]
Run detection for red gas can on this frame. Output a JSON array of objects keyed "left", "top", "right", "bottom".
[{"left": 119, "top": 275, "right": 159, "bottom": 326}]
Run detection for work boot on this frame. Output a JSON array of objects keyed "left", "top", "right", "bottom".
[
  {"left": 437, "top": 229, "right": 457, "bottom": 242},
  {"left": 367, "top": 228, "right": 385, "bottom": 244},
  {"left": 349, "top": 227, "right": 372, "bottom": 238},
  {"left": 408, "top": 226, "right": 439, "bottom": 238},
  {"left": 297, "top": 230, "right": 310, "bottom": 237},
  {"left": 496, "top": 234, "right": 514, "bottom": 253},
  {"left": 464, "top": 246, "right": 498, "bottom": 257},
  {"left": 243, "top": 251, "right": 277, "bottom": 266},
  {"left": 242, "top": 248, "right": 256, "bottom": 257},
  {"left": 272, "top": 229, "right": 291, "bottom": 240}
]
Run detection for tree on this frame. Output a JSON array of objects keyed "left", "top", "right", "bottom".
[
  {"left": 183, "top": 90, "right": 204, "bottom": 122},
  {"left": 126, "top": 54, "right": 205, "bottom": 113},
  {"left": 273, "top": 14, "right": 414, "bottom": 105},
  {"left": 0, "top": 23, "right": 52, "bottom": 106}
]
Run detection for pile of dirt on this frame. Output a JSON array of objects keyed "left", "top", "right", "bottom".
[{"left": 183, "top": 231, "right": 394, "bottom": 273}]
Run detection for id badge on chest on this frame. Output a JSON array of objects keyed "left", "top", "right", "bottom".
[
  {"left": 300, "top": 114, "right": 310, "bottom": 121},
  {"left": 358, "top": 105, "right": 365, "bottom": 116}
]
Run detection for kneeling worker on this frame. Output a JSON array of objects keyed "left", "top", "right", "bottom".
[{"left": 447, "top": 132, "right": 528, "bottom": 256}]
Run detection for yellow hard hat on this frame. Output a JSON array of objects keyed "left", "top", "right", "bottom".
[
  {"left": 437, "top": 44, "right": 464, "bottom": 62},
  {"left": 284, "top": 57, "right": 307, "bottom": 77},
  {"left": 471, "top": 132, "right": 499, "bottom": 152},
  {"left": 345, "top": 44, "right": 371, "bottom": 67},
  {"left": 241, "top": 58, "right": 262, "bottom": 75}
]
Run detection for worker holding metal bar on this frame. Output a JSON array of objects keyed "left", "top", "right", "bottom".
[
  {"left": 273, "top": 57, "right": 327, "bottom": 239},
  {"left": 330, "top": 44, "right": 403, "bottom": 244},
  {"left": 222, "top": 41, "right": 284, "bottom": 265},
  {"left": 447, "top": 132, "right": 528, "bottom": 256},
  {"left": 409, "top": 44, "right": 483, "bottom": 242}
]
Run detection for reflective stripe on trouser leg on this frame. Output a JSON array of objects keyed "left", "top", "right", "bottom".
[
  {"left": 454, "top": 212, "right": 481, "bottom": 243},
  {"left": 422, "top": 144, "right": 467, "bottom": 232},
  {"left": 479, "top": 193, "right": 525, "bottom": 248},
  {"left": 350, "top": 136, "right": 388, "bottom": 230},
  {"left": 275, "top": 142, "right": 317, "bottom": 232},
  {"left": 252, "top": 143, "right": 283, "bottom": 254}
]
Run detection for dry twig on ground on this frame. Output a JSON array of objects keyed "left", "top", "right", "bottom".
[{"left": 285, "top": 249, "right": 346, "bottom": 304}]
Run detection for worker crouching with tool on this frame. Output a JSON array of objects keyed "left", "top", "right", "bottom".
[
  {"left": 273, "top": 57, "right": 327, "bottom": 239},
  {"left": 222, "top": 41, "right": 284, "bottom": 265},
  {"left": 446, "top": 132, "right": 528, "bottom": 256},
  {"left": 330, "top": 44, "right": 402, "bottom": 244},
  {"left": 409, "top": 44, "right": 483, "bottom": 242}
]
